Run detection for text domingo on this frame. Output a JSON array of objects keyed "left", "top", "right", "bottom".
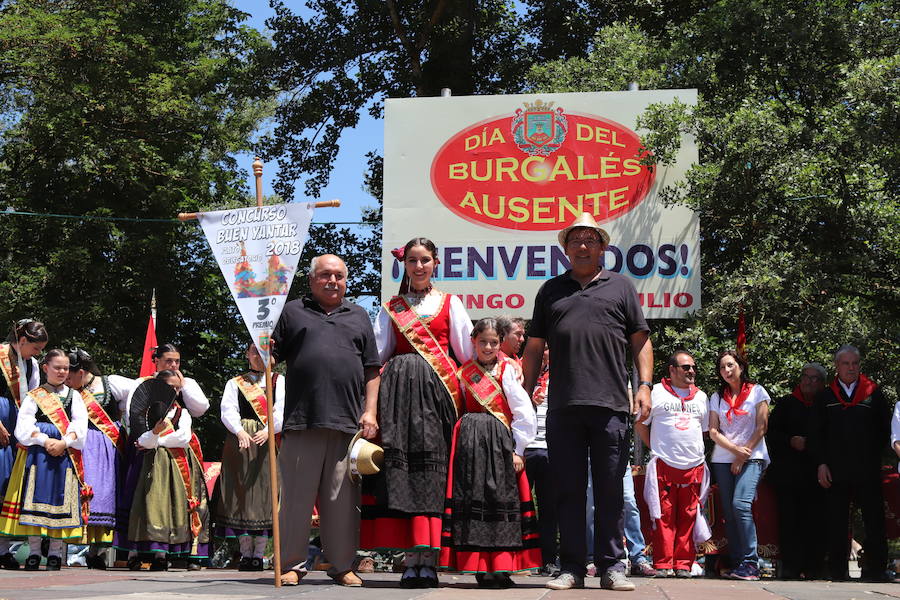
[{"left": 390, "top": 243, "right": 693, "bottom": 281}]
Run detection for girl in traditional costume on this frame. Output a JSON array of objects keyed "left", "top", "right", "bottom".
[
  {"left": 125, "top": 370, "right": 210, "bottom": 571},
  {"left": 439, "top": 318, "right": 540, "bottom": 587},
  {"left": 361, "top": 237, "right": 473, "bottom": 588},
  {"left": 115, "top": 344, "right": 210, "bottom": 569},
  {"left": 65, "top": 348, "right": 134, "bottom": 569},
  {"left": 213, "top": 342, "right": 283, "bottom": 571},
  {"left": 0, "top": 349, "right": 89, "bottom": 571},
  {"left": 0, "top": 319, "right": 47, "bottom": 570}
]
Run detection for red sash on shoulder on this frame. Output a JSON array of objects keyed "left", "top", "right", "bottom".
[
  {"left": 385, "top": 295, "right": 462, "bottom": 416},
  {"left": 158, "top": 419, "right": 202, "bottom": 537},
  {"left": 30, "top": 386, "right": 92, "bottom": 522},
  {"left": 661, "top": 377, "right": 699, "bottom": 411},
  {"left": 723, "top": 382, "right": 754, "bottom": 423},
  {"left": 458, "top": 360, "right": 513, "bottom": 429},
  {"left": 0, "top": 344, "right": 24, "bottom": 407},
  {"left": 831, "top": 373, "right": 878, "bottom": 409},
  {"left": 233, "top": 374, "right": 269, "bottom": 426},
  {"left": 80, "top": 387, "right": 125, "bottom": 453}
]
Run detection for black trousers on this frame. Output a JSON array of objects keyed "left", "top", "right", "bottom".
[
  {"left": 774, "top": 476, "right": 826, "bottom": 578},
  {"left": 826, "top": 476, "right": 887, "bottom": 580},
  {"left": 546, "top": 406, "right": 629, "bottom": 576},
  {"left": 525, "top": 447, "right": 558, "bottom": 565}
]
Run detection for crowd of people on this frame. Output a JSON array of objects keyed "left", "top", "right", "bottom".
[{"left": 0, "top": 212, "right": 895, "bottom": 590}]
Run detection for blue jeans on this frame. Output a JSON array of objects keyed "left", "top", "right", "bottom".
[
  {"left": 586, "top": 463, "right": 647, "bottom": 566},
  {"left": 711, "top": 460, "right": 763, "bottom": 567}
]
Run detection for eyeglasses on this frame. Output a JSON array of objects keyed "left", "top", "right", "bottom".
[
  {"left": 567, "top": 237, "right": 601, "bottom": 248},
  {"left": 677, "top": 364, "right": 697, "bottom": 372}
]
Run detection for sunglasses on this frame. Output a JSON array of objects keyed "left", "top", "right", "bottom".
[{"left": 677, "top": 364, "right": 697, "bottom": 372}]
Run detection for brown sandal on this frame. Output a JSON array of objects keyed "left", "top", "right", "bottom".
[{"left": 280, "top": 570, "right": 304, "bottom": 586}]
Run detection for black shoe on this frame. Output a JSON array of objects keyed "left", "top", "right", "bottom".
[
  {"left": 127, "top": 556, "right": 143, "bottom": 571},
  {"left": 0, "top": 552, "right": 19, "bottom": 570},
  {"left": 400, "top": 567, "right": 422, "bottom": 588},
  {"left": 250, "top": 557, "right": 264, "bottom": 571},
  {"left": 237, "top": 557, "right": 253, "bottom": 571},
  {"left": 170, "top": 558, "right": 187, "bottom": 569},
  {"left": 24, "top": 554, "right": 41, "bottom": 571},
  {"left": 187, "top": 560, "right": 202, "bottom": 571},
  {"left": 476, "top": 573, "right": 494, "bottom": 588},
  {"left": 495, "top": 573, "right": 514, "bottom": 588},
  {"left": 419, "top": 566, "right": 438, "bottom": 588},
  {"left": 149, "top": 556, "right": 169, "bottom": 571},
  {"left": 46, "top": 556, "right": 61, "bottom": 571},
  {"left": 86, "top": 554, "right": 107, "bottom": 570}
]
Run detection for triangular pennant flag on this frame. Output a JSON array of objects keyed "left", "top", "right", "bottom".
[{"left": 197, "top": 203, "right": 315, "bottom": 360}]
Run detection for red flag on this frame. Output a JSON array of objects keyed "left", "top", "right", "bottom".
[
  {"left": 736, "top": 309, "right": 747, "bottom": 359},
  {"left": 139, "top": 290, "right": 157, "bottom": 377}
]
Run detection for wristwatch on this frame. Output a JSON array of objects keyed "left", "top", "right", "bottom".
[{"left": 638, "top": 380, "right": 653, "bottom": 389}]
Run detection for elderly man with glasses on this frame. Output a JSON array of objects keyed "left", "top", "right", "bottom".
[{"left": 766, "top": 362, "right": 828, "bottom": 580}]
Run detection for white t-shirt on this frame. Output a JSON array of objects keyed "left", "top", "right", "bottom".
[
  {"left": 643, "top": 382, "right": 709, "bottom": 469},
  {"left": 709, "top": 384, "right": 771, "bottom": 465}
]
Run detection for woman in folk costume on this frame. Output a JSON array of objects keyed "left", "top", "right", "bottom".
[
  {"left": 0, "top": 349, "right": 89, "bottom": 571},
  {"left": 125, "top": 371, "right": 210, "bottom": 571},
  {"left": 439, "top": 318, "right": 540, "bottom": 588},
  {"left": 0, "top": 319, "right": 47, "bottom": 570},
  {"left": 65, "top": 347, "right": 134, "bottom": 569},
  {"left": 360, "top": 237, "right": 473, "bottom": 588},
  {"left": 213, "top": 342, "right": 284, "bottom": 571},
  {"left": 115, "top": 343, "right": 210, "bottom": 569}
]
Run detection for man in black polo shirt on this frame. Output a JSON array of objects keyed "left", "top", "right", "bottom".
[
  {"left": 272, "top": 254, "right": 381, "bottom": 587},
  {"left": 522, "top": 213, "right": 653, "bottom": 592}
]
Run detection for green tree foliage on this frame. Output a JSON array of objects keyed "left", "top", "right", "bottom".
[
  {"left": 528, "top": 3, "right": 899, "bottom": 399},
  {"left": 0, "top": 0, "right": 274, "bottom": 455}
]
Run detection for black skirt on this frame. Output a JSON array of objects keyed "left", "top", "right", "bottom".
[{"left": 363, "top": 353, "right": 457, "bottom": 516}]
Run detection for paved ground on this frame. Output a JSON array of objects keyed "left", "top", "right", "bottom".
[{"left": 1, "top": 569, "right": 899, "bottom": 600}]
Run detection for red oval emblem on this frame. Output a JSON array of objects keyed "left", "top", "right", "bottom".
[{"left": 430, "top": 102, "right": 655, "bottom": 231}]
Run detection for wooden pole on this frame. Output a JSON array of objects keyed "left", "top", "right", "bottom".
[{"left": 253, "top": 157, "right": 284, "bottom": 588}]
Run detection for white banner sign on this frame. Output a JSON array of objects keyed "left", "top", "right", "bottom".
[
  {"left": 383, "top": 90, "right": 700, "bottom": 319},
  {"left": 198, "top": 203, "right": 315, "bottom": 359}
]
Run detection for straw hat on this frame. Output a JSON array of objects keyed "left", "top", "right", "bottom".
[
  {"left": 557, "top": 212, "right": 610, "bottom": 247},
  {"left": 347, "top": 430, "right": 384, "bottom": 484}
]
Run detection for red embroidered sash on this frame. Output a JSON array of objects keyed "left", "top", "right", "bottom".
[
  {"left": 80, "top": 388, "right": 125, "bottom": 453},
  {"left": 0, "top": 344, "right": 24, "bottom": 407},
  {"left": 458, "top": 360, "right": 512, "bottom": 429},
  {"left": 158, "top": 419, "right": 202, "bottom": 537},
  {"left": 723, "top": 382, "right": 754, "bottom": 423},
  {"left": 661, "top": 377, "right": 699, "bottom": 411},
  {"left": 385, "top": 295, "right": 462, "bottom": 415},
  {"left": 791, "top": 386, "right": 813, "bottom": 407},
  {"left": 30, "top": 387, "right": 92, "bottom": 522},
  {"left": 830, "top": 373, "right": 878, "bottom": 409},
  {"left": 234, "top": 374, "right": 269, "bottom": 426}
]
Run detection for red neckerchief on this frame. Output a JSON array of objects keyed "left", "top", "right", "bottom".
[
  {"left": 791, "top": 386, "right": 813, "bottom": 408},
  {"left": 661, "top": 377, "right": 698, "bottom": 411},
  {"left": 723, "top": 382, "right": 754, "bottom": 423},
  {"left": 830, "top": 373, "right": 877, "bottom": 409}
]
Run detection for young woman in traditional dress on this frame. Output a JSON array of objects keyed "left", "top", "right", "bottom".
[
  {"left": 125, "top": 370, "right": 210, "bottom": 571},
  {"left": 361, "top": 237, "right": 473, "bottom": 588},
  {"left": 0, "top": 349, "right": 88, "bottom": 571},
  {"left": 439, "top": 318, "right": 540, "bottom": 587},
  {"left": 0, "top": 319, "right": 47, "bottom": 570},
  {"left": 65, "top": 348, "right": 134, "bottom": 569},
  {"left": 213, "top": 342, "right": 284, "bottom": 571},
  {"left": 115, "top": 343, "right": 210, "bottom": 569}
]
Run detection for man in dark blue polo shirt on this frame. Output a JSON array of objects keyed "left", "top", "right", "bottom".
[
  {"left": 522, "top": 213, "right": 653, "bottom": 592},
  {"left": 272, "top": 254, "right": 381, "bottom": 587}
]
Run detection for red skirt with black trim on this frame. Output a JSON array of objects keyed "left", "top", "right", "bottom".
[{"left": 438, "top": 413, "right": 541, "bottom": 573}]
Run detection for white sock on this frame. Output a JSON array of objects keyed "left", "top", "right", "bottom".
[
  {"left": 128, "top": 551, "right": 137, "bottom": 559},
  {"left": 404, "top": 551, "right": 421, "bottom": 567},
  {"left": 0, "top": 540, "right": 9, "bottom": 555},
  {"left": 48, "top": 540, "right": 64, "bottom": 558},
  {"left": 253, "top": 536, "right": 267, "bottom": 559},
  {"left": 419, "top": 550, "right": 435, "bottom": 567},
  {"left": 238, "top": 535, "right": 252, "bottom": 557},
  {"left": 28, "top": 537, "right": 41, "bottom": 556}
]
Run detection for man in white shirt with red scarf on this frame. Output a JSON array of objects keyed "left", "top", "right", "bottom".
[{"left": 636, "top": 350, "right": 709, "bottom": 578}]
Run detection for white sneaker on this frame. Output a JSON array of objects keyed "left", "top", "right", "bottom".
[{"left": 546, "top": 572, "right": 585, "bottom": 590}]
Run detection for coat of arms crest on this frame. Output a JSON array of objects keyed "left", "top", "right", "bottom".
[{"left": 511, "top": 100, "right": 568, "bottom": 157}]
